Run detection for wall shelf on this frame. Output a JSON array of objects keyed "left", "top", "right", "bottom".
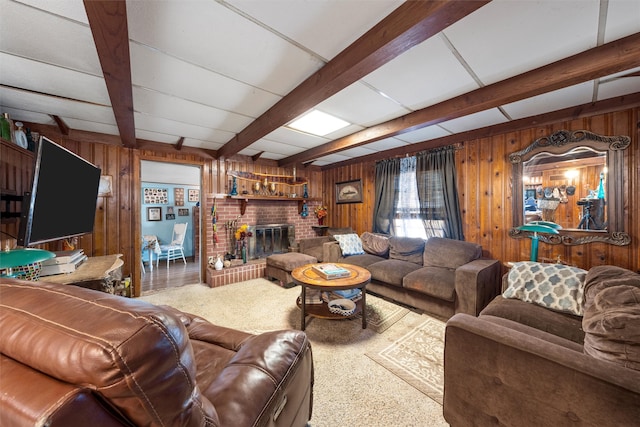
[{"left": 226, "top": 195, "right": 321, "bottom": 215}]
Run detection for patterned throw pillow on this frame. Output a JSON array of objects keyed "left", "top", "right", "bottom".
[
  {"left": 503, "top": 262, "right": 588, "bottom": 316},
  {"left": 334, "top": 233, "right": 365, "bottom": 256}
]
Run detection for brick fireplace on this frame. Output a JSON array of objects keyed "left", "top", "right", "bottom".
[{"left": 204, "top": 194, "right": 325, "bottom": 287}]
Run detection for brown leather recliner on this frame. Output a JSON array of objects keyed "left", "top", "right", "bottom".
[{"left": 0, "top": 279, "right": 314, "bottom": 427}]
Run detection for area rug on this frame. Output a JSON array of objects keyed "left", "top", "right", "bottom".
[
  {"left": 366, "top": 316, "right": 446, "bottom": 405},
  {"left": 357, "top": 293, "right": 410, "bottom": 333}
]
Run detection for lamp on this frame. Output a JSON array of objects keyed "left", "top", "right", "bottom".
[
  {"left": 516, "top": 221, "right": 561, "bottom": 261},
  {"left": 0, "top": 248, "right": 55, "bottom": 280}
]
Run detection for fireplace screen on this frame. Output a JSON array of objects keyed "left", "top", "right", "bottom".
[{"left": 248, "top": 224, "right": 294, "bottom": 259}]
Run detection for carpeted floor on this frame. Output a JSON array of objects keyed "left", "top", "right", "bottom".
[{"left": 138, "top": 279, "right": 448, "bottom": 427}]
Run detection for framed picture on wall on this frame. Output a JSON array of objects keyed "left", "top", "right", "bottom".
[
  {"left": 336, "top": 179, "right": 363, "bottom": 204},
  {"left": 174, "top": 188, "right": 185, "bottom": 206},
  {"left": 144, "top": 188, "right": 168, "bottom": 204},
  {"left": 188, "top": 189, "right": 199, "bottom": 202},
  {"left": 178, "top": 208, "right": 189, "bottom": 216},
  {"left": 147, "top": 207, "right": 161, "bottom": 221},
  {"left": 166, "top": 214, "right": 175, "bottom": 220}
]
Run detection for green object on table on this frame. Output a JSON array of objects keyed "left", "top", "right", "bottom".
[
  {"left": 516, "top": 223, "right": 560, "bottom": 262},
  {"left": 0, "top": 248, "right": 55, "bottom": 271}
]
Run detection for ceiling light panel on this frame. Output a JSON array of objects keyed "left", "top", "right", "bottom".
[{"left": 287, "top": 110, "right": 350, "bottom": 136}]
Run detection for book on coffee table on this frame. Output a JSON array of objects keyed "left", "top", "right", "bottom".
[{"left": 312, "top": 264, "right": 351, "bottom": 280}]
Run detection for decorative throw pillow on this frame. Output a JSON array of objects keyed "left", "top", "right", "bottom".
[
  {"left": 503, "top": 262, "right": 587, "bottom": 316},
  {"left": 334, "top": 233, "right": 365, "bottom": 256},
  {"left": 360, "top": 232, "right": 390, "bottom": 257}
]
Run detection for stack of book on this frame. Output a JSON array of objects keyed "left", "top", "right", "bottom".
[
  {"left": 312, "top": 264, "right": 351, "bottom": 280},
  {"left": 304, "top": 288, "right": 324, "bottom": 304},
  {"left": 322, "top": 289, "right": 362, "bottom": 303},
  {"left": 40, "top": 250, "right": 87, "bottom": 276}
]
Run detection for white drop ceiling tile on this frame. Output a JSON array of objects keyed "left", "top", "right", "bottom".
[
  {"left": 444, "top": 0, "right": 600, "bottom": 85},
  {"left": 438, "top": 108, "right": 508, "bottom": 134},
  {"left": 132, "top": 88, "right": 253, "bottom": 133},
  {"left": 181, "top": 138, "right": 224, "bottom": 151},
  {"left": 18, "top": 0, "right": 89, "bottom": 24},
  {"left": 604, "top": 0, "right": 640, "bottom": 42},
  {"left": 362, "top": 35, "right": 479, "bottom": 110},
  {"left": 322, "top": 124, "right": 366, "bottom": 140},
  {"left": 313, "top": 153, "right": 351, "bottom": 164},
  {"left": 130, "top": 44, "right": 280, "bottom": 117},
  {"left": 314, "top": 82, "right": 410, "bottom": 127},
  {"left": 62, "top": 118, "right": 119, "bottom": 136},
  {"left": 134, "top": 113, "right": 235, "bottom": 144},
  {"left": 502, "top": 82, "right": 594, "bottom": 120},
  {"left": 597, "top": 76, "right": 640, "bottom": 101},
  {"left": 263, "top": 127, "right": 330, "bottom": 149},
  {"left": 0, "top": 86, "right": 115, "bottom": 125},
  {"left": 0, "top": 1, "right": 102, "bottom": 75},
  {"left": 257, "top": 152, "right": 286, "bottom": 161},
  {"left": 360, "top": 137, "right": 408, "bottom": 152},
  {"left": 0, "top": 106, "right": 55, "bottom": 126},
  {"left": 0, "top": 53, "right": 110, "bottom": 105},
  {"left": 226, "top": 0, "right": 403, "bottom": 60},
  {"left": 395, "top": 125, "right": 452, "bottom": 144},
  {"left": 134, "top": 129, "right": 181, "bottom": 145},
  {"left": 126, "top": 0, "right": 324, "bottom": 95},
  {"left": 336, "top": 146, "right": 379, "bottom": 158},
  {"left": 247, "top": 139, "right": 306, "bottom": 156}
]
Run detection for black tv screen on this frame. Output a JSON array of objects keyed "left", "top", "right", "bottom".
[{"left": 18, "top": 136, "right": 101, "bottom": 247}]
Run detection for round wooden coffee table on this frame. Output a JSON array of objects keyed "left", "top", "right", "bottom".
[{"left": 291, "top": 263, "right": 371, "bottom": 331}]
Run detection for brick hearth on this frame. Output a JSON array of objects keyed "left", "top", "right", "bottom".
[{"left": 206, "top": 259, "right": 267, "bottom": 287}]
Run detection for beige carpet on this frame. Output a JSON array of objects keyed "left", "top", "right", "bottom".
[
  {"left": 366, "top": 316, "right": 446, "bottom": 405},
  {"left": 138, "top": 279, "right": 448, "bottom": 427}
]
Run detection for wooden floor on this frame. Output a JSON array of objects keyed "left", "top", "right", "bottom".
[{"left": 140, "top": 257, "right": 201, "bottom": 294}]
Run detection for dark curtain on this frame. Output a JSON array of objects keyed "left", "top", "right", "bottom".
[
  {"left": 373, "top": 157, "right": 401, "bottom": 234},
  {"left": 416, "top": 146, "right": 465, "bottom": 240}
]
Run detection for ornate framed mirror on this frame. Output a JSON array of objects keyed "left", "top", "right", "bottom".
[{"left": 509, "top": 130, "right": 630, "bottom": 246}]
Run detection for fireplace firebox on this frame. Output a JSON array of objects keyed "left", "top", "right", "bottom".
[{"left": 248, "top": 224, "right": 294, "bottom": 259}]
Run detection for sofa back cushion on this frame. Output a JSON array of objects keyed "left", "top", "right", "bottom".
[
  {"left": 360, "top": 232, "right": 390, "bottom": 257},
  {"left": 582, "top": 266, "right": 640, "bottom": 370},
  {"left": 388, "top": 236, "right": 425, "bottom": 265},
  {"left": 0, "top": 279, "right": 218, "bottom": 426},
  {"left": 503, "top": 262, "right": 587, "bottom": 316},
  {"left": 423, "top": 237, "right": 481, "bottom": 269},
  {"left": 583, "top": 285, "right": 640, "bottom": 371}
]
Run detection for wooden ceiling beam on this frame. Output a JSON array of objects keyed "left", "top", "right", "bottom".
[
  {"left": 282, "top": 32, "right": 640, "bottom": 167},
  {"left": 84, "top": 0, "right": 136, "bottom": 149},
  {"left": 216, "top": 0, "right": 491, "bottom": 158},
  {"left": 50, "top": 115, "right": 69, "bottom": 135},
  {"left": 320, "top": 91, "right": 640, "bottom": 170}
]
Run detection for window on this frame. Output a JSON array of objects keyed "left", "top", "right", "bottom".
[{"left": 393, "top": 157, "right": 445, "bottom": 239}]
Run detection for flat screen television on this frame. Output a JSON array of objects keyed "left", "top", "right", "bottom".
[{"left": 18, "top": 136, "right": 101, "bottom": 247}]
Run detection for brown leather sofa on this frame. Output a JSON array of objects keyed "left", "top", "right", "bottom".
[
  {"left": 0, "top": 278, "right": 314, "bottom": 427},
  {"left": 443, "top": 265, "right": 640, "bottom": 426}
]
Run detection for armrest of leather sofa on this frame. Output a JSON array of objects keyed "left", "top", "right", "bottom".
[
  {"left": 205, "top": 330, "right": 314, "bottom": 427},
  {"left": 454, "top": 258, "right": 501, "bottom": 316},
  {"left": 444, "top": 313, "right": 640, "bottom": 427},
  {"left": 298, "top": 236, "right": 332, "bottom": 254}
]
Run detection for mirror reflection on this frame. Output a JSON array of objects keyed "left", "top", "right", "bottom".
[{"left": 523, "top": 147, "right": 607, "bottom": 231}]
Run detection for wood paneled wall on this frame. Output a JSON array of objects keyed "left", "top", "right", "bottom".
[{"left": 323, "top": 108, "right": 639, "bottom": 273}]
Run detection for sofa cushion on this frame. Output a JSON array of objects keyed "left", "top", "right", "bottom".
[
  {"left": 423, "top": 237, "right": 481, "bottom": 269},
  {"left": 388, "top": 236, "right": 425, "bottom": 265},
  {"left": 340, "top": 253, "right": 386, "bottom": 268},
  {"left": 367, "top": 259, "right": 423, "bottom": 287},
  {"left": 583, "top": 285, "right": 640, "bottom": 371},
  {"left": 360, "top": 232, "right": 390, "bottom": 257},
  {"left": 334, "top": 233, "right": 365, "bottom": 256},
  {"left": 583, "top": 265, "right": 640, "bottom": 313},
  {"left": 403, "top": 266, "right": 456, "bottom": 301},
  {"left": 481, "top": 295, "right": 585, "bottom": 343},
  {"left": 503, "top": 262, "right": 587, "bottom": 316}
]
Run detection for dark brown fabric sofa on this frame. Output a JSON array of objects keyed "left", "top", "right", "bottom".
[
  {"left": 323, "top": 234, "right": 501, "bottom": 319},
  {"left": 443, "top": 265, "right": 640, "bottom": 426},
  {"left": 0, "top": 279, "right": 314, "bottom": 427}
]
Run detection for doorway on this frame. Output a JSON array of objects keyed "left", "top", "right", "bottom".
[{"left": 139, "top": 160, "right": 203, "bottom": 293}]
